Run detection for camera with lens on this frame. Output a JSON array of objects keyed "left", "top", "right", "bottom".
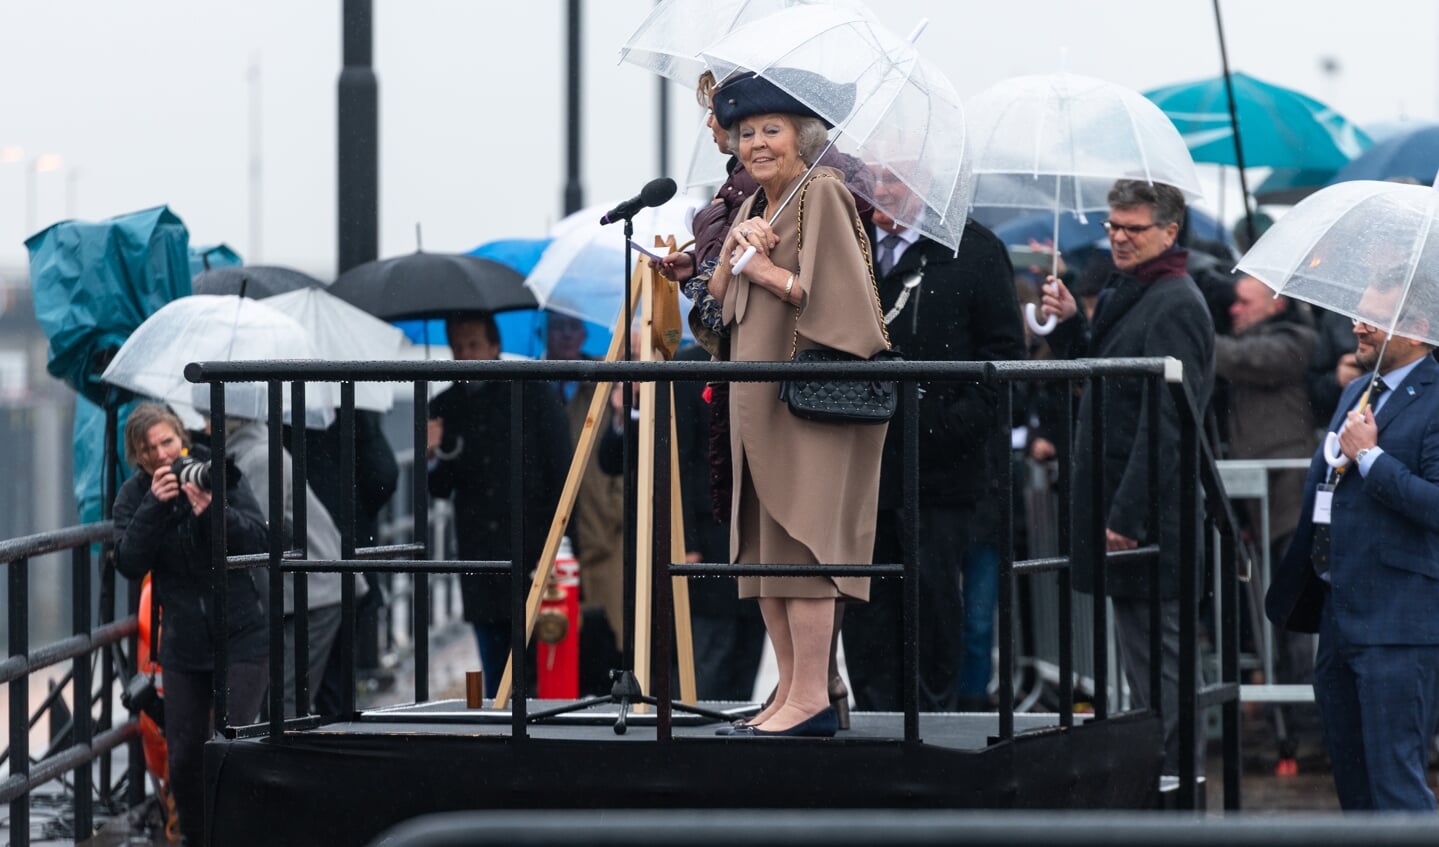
[{"left": 171, "top": 455, "right": 213, "bottom": 491}]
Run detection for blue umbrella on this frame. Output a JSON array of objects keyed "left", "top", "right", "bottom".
[
  {"left": 1328, "top": 122, "right": 1439, "bottom": 186},
  {"left": 1143, "top": 72, "right": 1371, "bottom": 170}
]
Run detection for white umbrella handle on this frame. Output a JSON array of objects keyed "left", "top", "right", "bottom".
[
  {"left": 1323, "top": 430, "right": 1350, "bottom": 469},
  {"left": 1025, "top": 303, "right": 1057, "bottom": 336},
  {"left": 731, "top": 245, "right": 757, "bottom": 274}
]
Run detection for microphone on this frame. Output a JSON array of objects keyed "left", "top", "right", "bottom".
[{"left": 599, "top": 177, "right": 677, "bottom": 225}]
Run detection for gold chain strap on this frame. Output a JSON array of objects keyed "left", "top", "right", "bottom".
[{"left": 789, "top": 173, "right": 892, "bottom": 359}]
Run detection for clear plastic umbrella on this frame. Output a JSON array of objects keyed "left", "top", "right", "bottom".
[
  {"left": 101, "top": 294, "right": 337, "bottom": 430},
  {"left": 524, "top": 196, "right": 704, "bottom": 330},
  {"left": 617, "top": 0, "right": 875, "bottom": 87},
  {"left": 698, "top": 4, "right": 972, "bottom": 252},
  {"left": 260, "top": 287, "right": 411, "bottom": 412},
  {"left": 965, "top": 71, "right": 1203, "bottom": 332},
  {"left": 1237, "top": 174, "right": 1439, "bottom": 467}
]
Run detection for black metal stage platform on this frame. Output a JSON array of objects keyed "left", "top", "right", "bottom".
[{"left": 206, "top": 701, "right": 1162, "bottom": 847}]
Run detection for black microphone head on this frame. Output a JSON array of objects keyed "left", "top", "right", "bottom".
[{"left": 641, "top": 177, "right": 678, "bottom": 208}]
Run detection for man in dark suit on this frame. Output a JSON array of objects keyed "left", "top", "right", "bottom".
[
  {"left": 1039, "top": 179, "right": 1216, "bottom": 778},
  {"left": 841, "top": 166, "right": 1026, "bottom": 712},
  {"left": 1266, "top": 276, "right": 1439, "bottom": 810}
]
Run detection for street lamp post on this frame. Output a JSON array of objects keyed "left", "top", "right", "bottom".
[{"left": 25, "top": 153, "right": 63, "bottom": 234}]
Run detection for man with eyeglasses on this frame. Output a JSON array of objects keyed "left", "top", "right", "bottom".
[
  {"left": 1038, "top": 179, "right": 1216, "bottom": 783},
  {"left": 1266, "top": 276, "right": 1439, "bottom": 810}
]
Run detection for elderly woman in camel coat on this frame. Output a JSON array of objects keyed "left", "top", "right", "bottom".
[{"left": 708, "top": 71, "right": 889, "bottom": 739}]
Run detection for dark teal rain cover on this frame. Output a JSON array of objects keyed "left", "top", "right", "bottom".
[{"left": 26, "top": 206, "right": 192, "bottom": 520}]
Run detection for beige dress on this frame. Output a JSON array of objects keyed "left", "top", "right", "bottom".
[{"left": 712, "top": 166, "right": 889, "bottom": 602}]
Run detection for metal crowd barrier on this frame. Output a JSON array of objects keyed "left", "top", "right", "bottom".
[
  {"left": 184, "top": 354, "right": 1245, "bottom": 811},
  {"left": 1, "top": 523, "right": 140, "bottom": 847}
]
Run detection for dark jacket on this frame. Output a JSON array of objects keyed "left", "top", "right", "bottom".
[
  {"left": 429, "top": 379, "right": 570, "bottom": 623},
  {"left": 1048, "top": 250, "right": 1216, "bottom": 599},
  {"left": 1214, "top": 311, "right": 1317, "bottom": 541},
  {"left": 113, "top": 447, "right": 271, "bottom": 672},
  {"left": 875, "top": 221, "right": 1027, "bottom": 510},
  {"left": 283, "top": 410, "right": 399, "bottom": 548}
]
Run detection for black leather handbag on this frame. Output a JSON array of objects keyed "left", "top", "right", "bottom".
[
  {"left": 777, "top": 173, "right": 900, "bottom": 425},
  {"left": 779, "top": 346, "right": 900, "bottom": 424}
]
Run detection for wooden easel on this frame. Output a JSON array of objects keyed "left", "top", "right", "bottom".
[{"left": 494, "top": 235, "right": 697, "bottom": 709}]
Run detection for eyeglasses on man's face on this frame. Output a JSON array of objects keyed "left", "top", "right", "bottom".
[
  {"left": 1351, "top": 317, "right": 1381, "bottom": 334},
  {"left": 1102, "top": 219, "right": 1161, "bottom": 236}
]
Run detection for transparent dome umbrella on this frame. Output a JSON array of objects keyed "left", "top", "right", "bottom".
[
  {"left": 101, "top": 294, "right": 338, "bottom": 430},
  {"left": 965, "top": 71, "right": 1203, "bottom": 333},
  {"left": 1237, "top": 174, "right": 1439, "bottom": 468},
  {"left": 260, "top": 287, "right": 411, "bottom": 413},
  {"left": 697, "top": 4, "right": 973, "bottom": 254},
  {"left": 523, "top": 196, "right": 705, "bottom": 333},
  {"left": 617, "top": 0, "right": 876, "bottom": 88}
]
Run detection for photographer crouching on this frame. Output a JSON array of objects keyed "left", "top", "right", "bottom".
[{"left": 113, "top": 402, "right": 270, "bottom": 845}]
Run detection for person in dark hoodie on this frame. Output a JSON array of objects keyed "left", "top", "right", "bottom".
[{"left": 1038, "top": 179, "right": 1215, "bottom": 780}]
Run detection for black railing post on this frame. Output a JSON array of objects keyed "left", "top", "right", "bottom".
[
  {"left": 210, "top": 381, "right": 231, "bottom": 727},
  {"left": 72, "top": 543, "right": 94, "bottom": 836},
  {"left": 9, "top": 556, "right": 29, "bottom": 847},
  {"left": 997, "top": 381, "right": 1015, "bottom": 741},
  {"left": 268, "top": 381, "right": 286, "bottom": 738},
  {"left": 413, "top": 381, "right": 431, "bottom": 702},
  {"left": 1058, "top": 378, "right": 1074, "bottom": 727},
  {"left": 339, "top": 383, "right": 358, "bottom": 718},
  {"left": 291, "top": 381, "right": 311, "bottom": 717},
  {"left": 901, "top": 379, "right": 921, "bottom": 743},
  {"left": 1088, "top": 378, "right": 1108, "bottom": 719},
  {"left": 1148, "top": 377, "right": 1163, "bottom": 719},
  {"left": 654, "top": 381, "right": 674, "bottom": 741},
  {"left": 509, "top": 380, "right": 528, "bottom": 738},
  {"left": 1177, "top": 380, "right": 1201, "bottom": 809}
]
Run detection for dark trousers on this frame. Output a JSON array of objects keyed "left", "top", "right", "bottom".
[
  {"left": 842, "top": 505, "right": 971, "bottom": 712},
  {"left": 164, "top": 659, "right": 268, "bottom": 846},
  {"left": 1112, "top": 597, "right": 1206, "bottom": 777},
  {"left": 1314, "top": 599, "right": 1439, "bottom": 810},
  {"left": 691, "top": 613, "right": 767, "bottom": 701},
  {"left": 282, "top": 604, "right": 343, "bottom": 718}
]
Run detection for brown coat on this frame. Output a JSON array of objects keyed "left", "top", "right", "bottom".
[
  {"left": 567, "top": 382, "right": 626, "bottom": 645},
  {"left": 713, "top": 166, "right": 889, "bottom": 600}
]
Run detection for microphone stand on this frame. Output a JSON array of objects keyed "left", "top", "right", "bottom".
[{"left": 526, "top": 212, "right": 734, "bottom": 734}]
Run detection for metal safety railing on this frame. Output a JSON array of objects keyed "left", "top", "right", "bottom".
[
  {"left": 184, "top": 355, "right": 1244, "bottom": 811},
  {"left": 2, "top": 522, "right": 141, "bottom": 847}
]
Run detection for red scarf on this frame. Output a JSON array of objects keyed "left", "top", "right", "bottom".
[{"left": 1134, "top": 248, "right": 1190, "bottom": 285}]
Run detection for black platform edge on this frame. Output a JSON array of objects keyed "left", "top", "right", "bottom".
[{"left": 205, "top": 711, "right": 1162, "bottom": 846}]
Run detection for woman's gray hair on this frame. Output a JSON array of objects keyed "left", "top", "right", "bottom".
[
  {"left": 728, "top": 114, "right": 831, "bottom": 165},
  {"left": 1107, "top": 179, "right": 1187, "bottom": 229}
]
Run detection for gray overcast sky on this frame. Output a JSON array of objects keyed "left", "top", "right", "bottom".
[{"left": 1, "top": 0, "right": 1435, "bottom": 277}]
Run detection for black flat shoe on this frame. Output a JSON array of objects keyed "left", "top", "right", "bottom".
[{"left": 729, "top": 706, "right": 838, "bottom": 739}]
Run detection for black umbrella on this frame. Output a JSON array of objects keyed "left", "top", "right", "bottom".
[
  {"left": 192, "top": 265, "right": 325, "bottom": 298},
  {"left": 328, "top": 251, "right": 536, "bottom": 321}
]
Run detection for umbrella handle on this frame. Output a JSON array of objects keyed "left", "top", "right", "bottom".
[
  {"left": 730, "top": 245, "right": 757, "bottom": 275},
  {"left": 1323, "top": 430, "right": 1350, "bottom": 469},
  {"left": 1025, "top": 303, "right": 1058, "bottom": 336}
]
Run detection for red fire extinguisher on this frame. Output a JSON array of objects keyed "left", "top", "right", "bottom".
[{"left": 535, "top": 536, "right": 580, "bottom": 698}]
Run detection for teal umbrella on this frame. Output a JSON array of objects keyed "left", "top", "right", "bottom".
[{"left": 1143, "top": 71, "right": 1371, "bottom": 170}]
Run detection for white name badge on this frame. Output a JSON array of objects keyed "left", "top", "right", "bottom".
[{"left": 1313, "top": 489, "right": 1334, "bottom": 525}]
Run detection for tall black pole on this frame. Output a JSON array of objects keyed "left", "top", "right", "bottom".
[
  {"left": 339, "top": 0, "right": 379, "bottom": 274},
  {"left": 657, "top": 77, "right": 669, "bottom": 177},
  {"left": 564, "top": 0, "right": 584, "bottom": 215},
  {"left": 1212, "top": 0, "right": 1257, "bottom": 247}
]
